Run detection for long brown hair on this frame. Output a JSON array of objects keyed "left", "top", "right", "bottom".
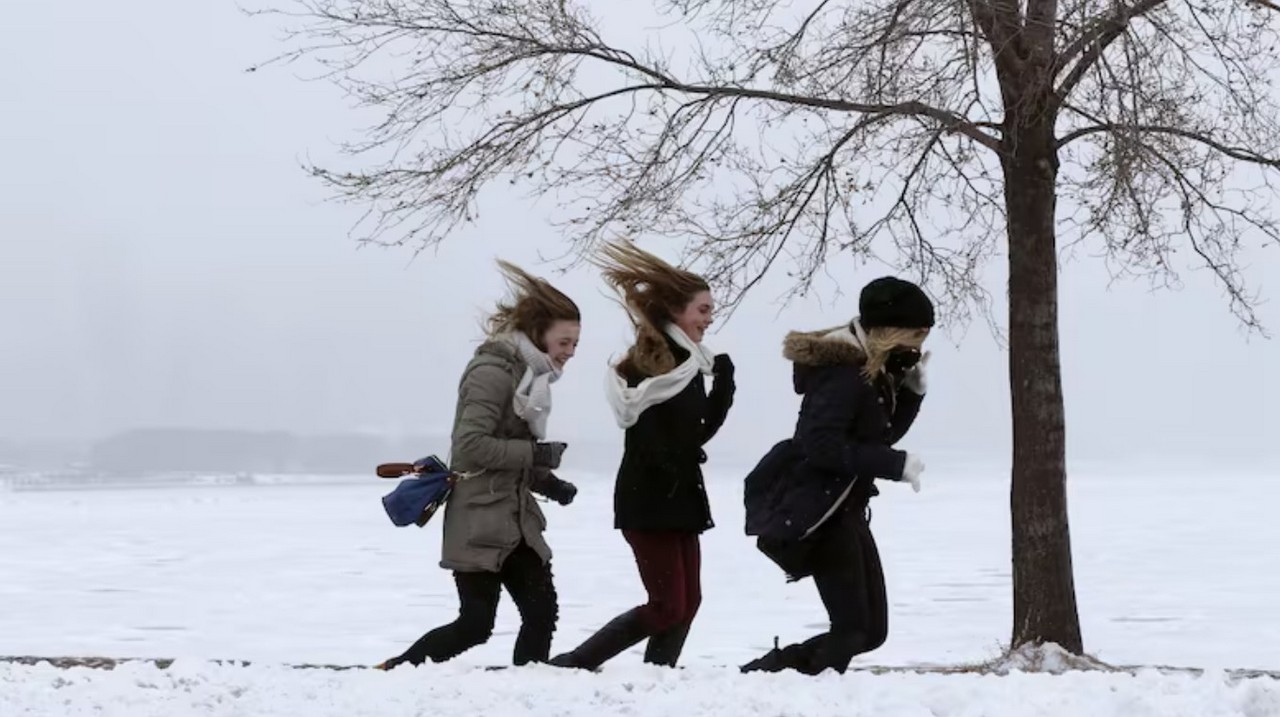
[
  {"left": 486, "top": 259, "right": 580, "bottom": 350},
  {"left": 592, "top": 241, "right": 710, "bottom": 378}
]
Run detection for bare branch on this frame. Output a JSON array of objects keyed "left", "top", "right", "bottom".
[
  {"left": 253, "top": 0, "right": 1280, "bottom": 334},
  {"left": 247, "top": 0, "right": 1008, "bottom": 321},
  {"left": 1059, "top": 123, "right": 1280, "bottom": 167},
  {"left": 1049, "top": 0, "right": 1280, "bottom": 333},
  {"left": 966, "top": 0, "right": 1023, "bottom": 73},
  {"left": 1054, "top": 0, "right": 1169, "bottom": 101}
]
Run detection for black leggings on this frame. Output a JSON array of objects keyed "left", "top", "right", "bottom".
[
  {"left": 763, "top": 506, "right": 889, "bottom": 674},
  {"left": 395, "top": 542, "right": 559, "bottom": 666}
]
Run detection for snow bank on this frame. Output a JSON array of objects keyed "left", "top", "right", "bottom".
[
  {"left": 979, "top": 642, "right": 1114, "bottom": 674},
  {"left": 3, "top": 661, "right": 1278, "bottom": 717}
]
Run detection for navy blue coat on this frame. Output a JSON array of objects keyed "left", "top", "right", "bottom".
[
  {"left": 614, "top": 336, "right": 735, "bottom": 533},
  {"left": 744, "top": 326, "right": 922, "bottom": 543}
]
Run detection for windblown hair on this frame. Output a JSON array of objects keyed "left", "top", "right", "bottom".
[
  {"left": 862, "top": 326, "right": 929, "bottom": 379},
  {"left": 485, "top": 260, "right": 580, "bottom": 350},
  {"left": 592, "top": 241, "right": 709, "bottom": 378}
]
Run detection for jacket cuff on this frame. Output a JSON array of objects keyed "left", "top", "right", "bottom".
[
  {"left": 887, "top": 449, "right": 908, "bottom": 480},
  {"left": 514, "top": 439, "right": 535, "bottom": 469}
]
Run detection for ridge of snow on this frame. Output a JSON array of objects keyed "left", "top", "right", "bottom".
[{"left": 4, "top": 660, "right": 1280, "bottom": 717}]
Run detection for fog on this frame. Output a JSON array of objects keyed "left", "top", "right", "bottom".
[{"left": 2, "top": 0, "right": 1277, "bottom": 476}]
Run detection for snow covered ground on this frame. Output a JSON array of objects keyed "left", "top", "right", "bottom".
[{"left": 2, "top": 465, "right": 1278, "bottom": 714}]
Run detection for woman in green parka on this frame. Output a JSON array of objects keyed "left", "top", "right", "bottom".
[{"left": 376, "top": 260, "right": 581, "bottom": 669}]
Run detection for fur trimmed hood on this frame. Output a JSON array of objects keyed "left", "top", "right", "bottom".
[{"left": 782, "top": 325, "right": 867, "bottom": 367}]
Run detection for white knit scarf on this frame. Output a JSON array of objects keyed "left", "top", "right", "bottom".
[
  {"left": 604, "top": 324, "right": 716, "bottom": 429},
  {"left": 510, "top": 331, "right": 561, "bottom": 440}
]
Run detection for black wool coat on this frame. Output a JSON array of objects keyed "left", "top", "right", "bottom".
[
  {"left": 612, "top": 336, "right": 735, "bottom": 533},
  {"left": 743, "top": 326, "right": 922, "bottom": 544}
]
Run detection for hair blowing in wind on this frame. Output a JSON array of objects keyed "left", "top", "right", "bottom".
[
  {"left": 486, "top": 260, "right": 580, "bottom": 347},
  {"left": 593, "top": 241, "right": 709, "bottom": 379}
]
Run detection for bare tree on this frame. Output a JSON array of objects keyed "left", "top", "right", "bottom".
[{"left": 251, "top": 0, "right": 1280, "bottom": 654}]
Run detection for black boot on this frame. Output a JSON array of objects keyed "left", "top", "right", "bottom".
[
  {"left": 548, "top": 608, "right": 650, "bottom": 670},
  {"left": 643, "top": 620, "right": 692, "bottom": 667},
  {"left": 739, "top": 638, "right": 812, "bottom": 674}
]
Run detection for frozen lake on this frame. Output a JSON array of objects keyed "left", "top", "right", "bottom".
[{"left": 2, "top": 465, "right": 1276, "bottom": 671}]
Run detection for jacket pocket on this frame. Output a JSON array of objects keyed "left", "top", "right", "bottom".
[{"left": 464, "top": 490, "right": 520, "bottom": 549}]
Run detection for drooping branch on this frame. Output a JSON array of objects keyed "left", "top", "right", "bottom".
[
  {"left": 1073, "top": 126, "right": 1274, "bottom": 332},
  {"left": 256, "top": 0, "right": 1280, "bottom": 333},
  {"left": 1058, "top": 123, "right": 1280, "bottom": 167},
  {"left": 1051, "top": 0, "right": 1280, "bottom": 333},
  {"left": 249, "top": 0, "right": 1007, "bottom": 319}
]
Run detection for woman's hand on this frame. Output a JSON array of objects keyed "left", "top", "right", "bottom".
[
  {"left": 713, "top": 353, "right": 735, "bottom": 380},
  {"left": 902, "top": 351, "right": 930, "bottom": 395},
  {"left": 532, "top": 441, "right": 568, "bottom": 469}
]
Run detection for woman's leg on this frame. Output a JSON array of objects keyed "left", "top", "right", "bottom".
[
  {"left": 741, "top": 508, "right": 884, "bottom": 674},
  {"left": 626, "top": 530, "right": 693, "bottom": 632},
  {"left": 381, "top": 570, "right": 502, "bottom": 668},
  {"left": 855, "top": 518, "right": 889, "bottom": 653},
  {"left": 643, "top": 533, "right": 701, "bottom": 666},
  {"left": 501, "top": 543, "right": 560, "bottom": 666},
  {"left": 548, "top": 530, "right": 687, "bottom": 669}
]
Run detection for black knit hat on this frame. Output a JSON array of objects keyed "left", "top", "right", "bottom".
[{"left": 858, "top": 276, "right": 936, "bottom": 329}]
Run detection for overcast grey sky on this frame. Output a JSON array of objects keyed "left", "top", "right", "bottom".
[{"left": 2, "top": 1, "right": 1277, "bottom": 472}]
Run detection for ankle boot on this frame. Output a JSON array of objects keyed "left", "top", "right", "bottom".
[
  {"left": 548, "top": 608, "right": 650, "bottom": 670},
  {"left": 739, "top": 638, "right": 811, "bottom": 674}
]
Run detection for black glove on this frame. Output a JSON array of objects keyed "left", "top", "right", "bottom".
[
  {"left": 713, "top": 354, "right": 735, "bottom": 380},
  {"left": 532, "top": 441, "right": 567, "bottom": 469},
  {"left": 529, "top": 468, "right": 578, "bottom": 506}
]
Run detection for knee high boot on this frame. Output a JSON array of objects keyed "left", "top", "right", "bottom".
[
  {"left": 643, "top": 620, "right": 693, "bottom": 667},
  {"left": 548, "top": 608, "right": 650, "bottom": 671}
]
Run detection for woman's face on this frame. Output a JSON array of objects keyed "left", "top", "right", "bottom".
[
  {"left": 541, "top": 320, "right": 581, "bottom": 369},
  {"left": 673, "top": 290, "right": 715, "bottom": 343}
]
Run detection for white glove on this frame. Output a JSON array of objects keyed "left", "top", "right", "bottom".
[
  {"left": 901, "top": 453, "right": 925, "bottom": 493},
  {"left": 903, "top": 351, "right": 930, "bottom": 395}
]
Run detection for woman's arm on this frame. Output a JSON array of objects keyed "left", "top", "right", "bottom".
[
  {"left": 796, "top": 367, "right": 906, "bottom": 480},
  {"left": 451, "top": 363, "right": 534, "bottom": 471},
  {"left": 701, "top": 355, "right": 736, "bottom": 444},
  {"left": 887, "top": 388, "right": 924, "bottom": 445}
]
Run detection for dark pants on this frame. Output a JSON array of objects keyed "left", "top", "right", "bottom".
[
  {"left": 623, "top": 530, "right": 702, "bottom": 634},
  {"left": 549, "top": 530, "right": 703, "bottom": 669},
  {"left": 744, "top": 506, "right": 888, "bottom": 674},
  {"left": 394, "top": 542, "right": 558, "bottom": 667}
]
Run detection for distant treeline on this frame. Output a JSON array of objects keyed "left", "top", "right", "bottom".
[
  {"left": 84, "top": 429, "right": 450, "bottom": 475},
  {"left": 1, "top": 429, "right": 625, "bottom": 476}
]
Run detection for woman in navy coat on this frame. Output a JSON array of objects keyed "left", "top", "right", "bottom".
[{"left": 740, "top": 276, "right": 934, "bottom": 675}]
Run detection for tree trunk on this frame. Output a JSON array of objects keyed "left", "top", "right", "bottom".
[{"left": 1002, "top": 122, "right": 1084, "bottom": 654}]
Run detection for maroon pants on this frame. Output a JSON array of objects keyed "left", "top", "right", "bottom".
[{"left": 622, "top": 530, "right": 702, "bottom": 632}]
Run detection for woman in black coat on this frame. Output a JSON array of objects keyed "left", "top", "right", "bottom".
[
  {"left": 740, "top": 276, "right": 934, "bottom": 675},
  {"left": 549, "top": 241, "right": 735, "bottom": 670}
]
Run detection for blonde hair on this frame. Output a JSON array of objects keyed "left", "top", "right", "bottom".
[
  {"left": 486, "top": 260, "right": 580, "bottom": 349},
  {"left": 592, "top": 241, "right": 710, "bottom": 378},
  {"left": 862, "top": 327, "right": 929, "bottom": 379}
]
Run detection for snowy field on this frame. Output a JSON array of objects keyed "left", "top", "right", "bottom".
[{"left": 3, "top": 464, "right": 1279, "bottom": 715}]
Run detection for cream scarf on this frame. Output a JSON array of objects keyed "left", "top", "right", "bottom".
[
  {"left": 604, "top": 324, "right": 716, "bottom": 429},
  {"left": 510, "top": 331, "right": 561, "bottom": 440}
]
